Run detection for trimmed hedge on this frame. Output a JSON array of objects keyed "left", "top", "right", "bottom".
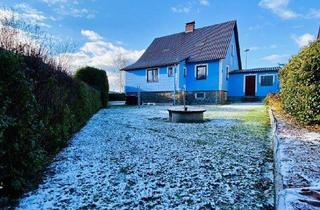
[
  {"left": 279, "top": 40, "right": 320, "bottom": 124},
  {"left": 75, "top": 67, "right": 109, "bottom": 107},
  {"left": 109, "top": 92, "right": 126, "bottom": 101},
  {"left": 0, "top": 49, "right": 102, "bottom": 204}
]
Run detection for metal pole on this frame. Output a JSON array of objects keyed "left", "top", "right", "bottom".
[
  {"left": 246, "top": 52, "right": 248, "bottom": 69},
  {"left": 119, "top": 71, "right": 122, "bottom": 92},
  {"left": 244, "top": 49, "right": 250, "bottom": 69},
  {"left": 173, "top": 65, "right": 176, "bottom": 106},
  {"left": 183, "top": 85, "right": 186, "bottom": 110},
  {"left": 137, "top": 86, "right": 141, "bottom": 106}
]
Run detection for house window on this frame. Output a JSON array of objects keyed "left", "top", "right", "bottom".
[
  {"left": 195, "top": 92, "right": 206, "bottom": 100},
  {"left": 260, "top": 75, "right": 274, "bottom": 86},
  {"left": 168, "top": 66, "right": 174, "bottom": 77},
  {"left": 147, "top": 68, "right": 159, "bottom": 82},
  {"left": 226, "top": 65, "right": 230, "bottom": 80},
  {"left": 184, "top": 67, "right": 187, "bottom": 78},
  {"left": 195, "top": 64, "right": 207, "bottom": 80}
]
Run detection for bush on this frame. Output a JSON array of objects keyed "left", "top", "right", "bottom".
[
  {"left": 75, "top": 67, "right": 109, "bottom": 107},
  {"left": 0, "top": 49, "right": 102, "bottom": 204},
  {"left": 109, "top": 92, "right": 126, "bottom": 101},
  {"left": 126, "top": 95, "right": 138, "bottom": 105},
  {"left": 264, "top": 93, "right": 282, "bottom": 112},
  {"left": 279, "top": 40, "right": 320, "bottom": 124},
  {"left": 0, "top": 50, "right": 45, "bottom": 198}
]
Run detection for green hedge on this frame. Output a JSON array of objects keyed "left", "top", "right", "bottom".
[
  {"left": 109, "top": 93, "right": 126, "bottom": 101},
  {"left": 279, "top": 40, "right": 320, "bottom": 124},
  {"left": 0, "top": 51, "right": 45, "bottom": 199},
  {"left": 75, "top": 67, "right": 109, "bottom": 107},
  {"left": 0, "top": 49, "right": 102, "bottom": 204}
]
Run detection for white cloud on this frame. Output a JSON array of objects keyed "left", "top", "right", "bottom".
[
  {"left": 270, "top": 44, "right": 278, "bottom": 49},
  {"left": 64, "top": 30, "right": 144, "bottom": 91},
  {"left": 81, "top": 30, "right": 103, "bottom": 41},
  {"left": 259, "top": 0, "right": 298, "bottom": 19},
  {"left": 0, "top": 9, "right": 14, "bottom": 20},
  {"left": 41, "top": 0, "right": 74, "bottom": 5},
  {"left": 40, "top": 0, "right": 95, "bottom": 19},
  {"left": 16, "top": 3, "right": 46, "bottom": 21},
  {"left": 249, "top": 46, "right": 260, "bottom": 51},
  {"left": 248, "top": 44, "right": 277, "bottom": 51},
  {"left": 308, "top": 8, "right": 320, "bottom": 19},
  {"left": 171, "top": 0, "right": 209, "bottom": 14},
  {"left": 261, "top": 54, "right": 290, "bottom": 64},
  {"left": 199, "top": 0, "right": 210, "bottom": 6},
  {"left": 1, "top": 3, "right": 51, "bottom": 27},
  {"left": 171, "top": 6, "right": 191, "bottom": 14},
  {"left": 292, "top": 33, "right": 315, "bottom": 48}
]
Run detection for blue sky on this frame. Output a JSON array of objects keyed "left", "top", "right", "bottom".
[{"left": 1, "top": 0, "right": 319, "bottom": 90}]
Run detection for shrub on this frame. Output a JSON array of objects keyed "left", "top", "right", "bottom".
[
  {"left": 0, "top": 10, "right": 103, "bottom": 205},
  {"left": 0, "top": 49, "right": 102, "bottom": 204},
  {"left": 109, "top": 92, "right": 126, "bottom": 101},
  {"left": 126, "top": 95, "right": 138, "bottom": 105},
  {"left": 264, "top": 93, "right": 282, "bottom": 112},
  {"left": 279, "top": 40, "right": 320, "bottom": 124},
  {"left": 0, "top": 50, "right": 46, "bottom": 198},
  {"left": 75, "top": 67, "right": 109, "bottom": 107}
]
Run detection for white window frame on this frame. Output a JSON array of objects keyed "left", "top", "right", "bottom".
[
  {"left": 194, "top": 63, "right": 208, "bottom": 80},
  {"left": 167, "top": 66, "right": 174, "bottom": 77},
  {"left": 146, "top": 68, "right": 159, "bottom": 83},
  {"left": 226, "top": 65, "right": 230, "bottom": 80},
  {"left": 259, "top": 74, "right": 275, "bottom": 86},
  {"left": 243, "top": 74, "right": 257, "bottom": 94},
  {"left": 195, "top": 92, "right": 206, "bottom": 100}
]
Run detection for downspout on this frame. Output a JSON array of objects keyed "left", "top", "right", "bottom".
[
  {"left": 173, "top": 64, "right": 177, "bottom": 106},
  {"left": 219, "top": 59, "right": 223, "bottom": 91}
]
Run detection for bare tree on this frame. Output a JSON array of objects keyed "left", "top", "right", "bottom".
[
  {"left": 0, "top": 7, "right": 76, "bottom": 73},
  {"left": 112, "top": 52, "right": 128, "bottom": 93}
]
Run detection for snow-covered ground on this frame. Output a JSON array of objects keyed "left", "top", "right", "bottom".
[
  {"left": 273, "top": 113, "right": 320, "bottom": 210},
  {"left": 17, "top": 104, "right": 274, "bottom": 209}
]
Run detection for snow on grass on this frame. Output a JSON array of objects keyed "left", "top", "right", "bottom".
[
  {"left": 17, "top": 104, "right": 273, "bottom": 209},
  {"left": 275, "top": 114, "right": 320, "bottom": 209}
]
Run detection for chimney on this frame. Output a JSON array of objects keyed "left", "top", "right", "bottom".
[
  {"left": 317, "top": 26, "right": 320, "bottom": 40},
  {"left": 185, "top": 21, "right": 195, "bottom": 33}
]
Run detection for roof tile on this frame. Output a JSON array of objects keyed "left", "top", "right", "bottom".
[{"left": 123, "top": 20, "right": 238, "bottom": 70}]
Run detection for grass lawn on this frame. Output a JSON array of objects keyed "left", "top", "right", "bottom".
[{"left": 17, "top": 103, "right": 274, "bottom": 209}]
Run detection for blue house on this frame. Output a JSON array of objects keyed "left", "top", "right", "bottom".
[{"left": 122, "top": 20, "right": 280, "bottom": 104}]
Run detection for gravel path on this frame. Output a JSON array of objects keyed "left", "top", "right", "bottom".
[{"left": 17, "top": 104, "right": 273, "bottom": 209}]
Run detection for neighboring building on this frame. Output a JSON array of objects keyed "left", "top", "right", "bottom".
[{"left": 122, "top": 20, "right": 280, "bottom": 104}]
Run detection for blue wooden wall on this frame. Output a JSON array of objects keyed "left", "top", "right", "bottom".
[
  {"left": 125, "top": 66, "right": 177, "bottom": 92},
  {"left": 184, "top": 60, "right": 220, "bottom": 91},
  {"left": 221, "top": 31, "right": 241, "bottom": 91},
  {"left": 228, "top": 72, "right": 280, "bottom": 97}
]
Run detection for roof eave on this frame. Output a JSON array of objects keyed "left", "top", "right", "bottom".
[
  {"left": 122, "top": 62, "right": 181, "bottom": 71},
  {"left": 233, "top": 21, "right": 242, "bottom": 70}
]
